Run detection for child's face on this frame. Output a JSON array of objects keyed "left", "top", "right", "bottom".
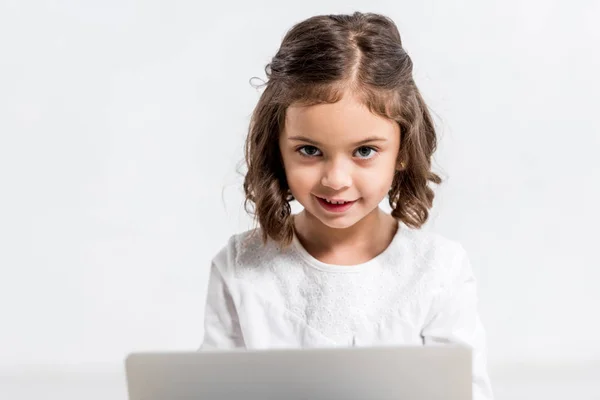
[{"left": 279, "top": 90, "right": 401, "bottom": 231}]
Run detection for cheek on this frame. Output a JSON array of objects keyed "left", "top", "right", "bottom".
[
  {"left": 285, "top": 165, "right": 320, "bottom": 193},
  {"left": 356, "top": 162, "right": 397, "bottom": 195},
  {"left": 355, "top": 175, "right": 391, "bottom": 196}
]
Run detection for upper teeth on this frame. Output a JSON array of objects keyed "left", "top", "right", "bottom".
[{"left": 325, "top": 199, "right": 348, "bottom": 204}]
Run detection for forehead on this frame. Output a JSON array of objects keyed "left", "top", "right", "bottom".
[{"left": 283, "top": 91, "right": 399, "bottom": 143}]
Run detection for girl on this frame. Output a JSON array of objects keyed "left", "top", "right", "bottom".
[{"left": 201, "top": 11, "right": 494, "bottom": 400}]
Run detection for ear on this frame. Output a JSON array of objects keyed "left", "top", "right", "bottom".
[{"left": 396, "top": 160, "right": 406, "bottom": 171}]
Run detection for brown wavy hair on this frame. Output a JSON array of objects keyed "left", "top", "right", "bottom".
[{"left": 243, "top": 11, "right": 441, "bottom": 247}]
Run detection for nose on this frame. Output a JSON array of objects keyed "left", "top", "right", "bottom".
[{"left": 320, "top": 158, "right": 352, "bottom": 190}]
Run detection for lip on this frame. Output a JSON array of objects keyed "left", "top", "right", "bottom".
[{"left": 315, "top": 196, "right": 357, "bottom": 213}]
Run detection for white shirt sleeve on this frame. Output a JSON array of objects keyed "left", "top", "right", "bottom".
[
  {"left": 199, "top": 249, "right": 246, "bottom": 350},
  {"left": 421, "top": 246, "right": 494, "bottom": 400}
]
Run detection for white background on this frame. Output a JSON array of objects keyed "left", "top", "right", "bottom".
[{"left": 1, "top": 0, "right": 599, "bottom": 398}]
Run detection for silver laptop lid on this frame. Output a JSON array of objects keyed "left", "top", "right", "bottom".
[{"left": 126, "top": 345, "right": 471, "bottom": 400}]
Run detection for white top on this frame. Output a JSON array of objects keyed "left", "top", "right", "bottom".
[{"left": 200, "top": 223, "right": 494, "bottom": 400}]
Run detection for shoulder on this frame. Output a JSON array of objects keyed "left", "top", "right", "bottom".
[
  {"left": 389, "top": 224, "right": 471, "bottom": 283},
  {"left": 210, "top": 227, "right": 284, "bottom": 277},
  {"left": 396, "top": 224, "right": 466, "bottom": 262}
]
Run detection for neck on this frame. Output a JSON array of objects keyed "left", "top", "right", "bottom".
[{"left": 293, "top": 207, "right": 395, "bottom": 252}]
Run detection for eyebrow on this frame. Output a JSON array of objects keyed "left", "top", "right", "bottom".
[{"left": 287, "top": 135, "right": 388, "bottom": 146}]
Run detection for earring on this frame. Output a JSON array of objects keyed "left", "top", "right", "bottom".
[{"left": 285, "top": 189, "right": 294, "bottom": 201}]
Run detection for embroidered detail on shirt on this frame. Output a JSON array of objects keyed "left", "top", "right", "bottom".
[{"left": 229, "top": 227, "right": 461, "bottom": 344}]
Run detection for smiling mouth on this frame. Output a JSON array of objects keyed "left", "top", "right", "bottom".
[
  {"left": 317, "top": 196, "right": 355, "bottom": 204},
  {"left": 315, "top": 195, "right": 358, "bottom": 213}
]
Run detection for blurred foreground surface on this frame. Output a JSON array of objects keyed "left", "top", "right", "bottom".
[{"left": 1, "top": 363, "right": 599, "bottom": 400}]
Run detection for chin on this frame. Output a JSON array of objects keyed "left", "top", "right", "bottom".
[
  {"left": 319, "top": 218, "right": 358, "bottom": 230},
  {"left": 305, "top": 209, "right": 364, "bottom": 230},
  {"left": 297, "top": 196, "right": 380, "bottom": 230}
]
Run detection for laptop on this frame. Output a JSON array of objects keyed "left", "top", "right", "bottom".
[{"left": 125, "top": 345, "right": 472, "bottom": 400}]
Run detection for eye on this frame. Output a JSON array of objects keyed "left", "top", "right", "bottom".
[
  {"left": 354, "top": 146, "right": 378, "bottom": 159},
  {"left": 298, "top": 145, "right": 322, "bottom": 157}
]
